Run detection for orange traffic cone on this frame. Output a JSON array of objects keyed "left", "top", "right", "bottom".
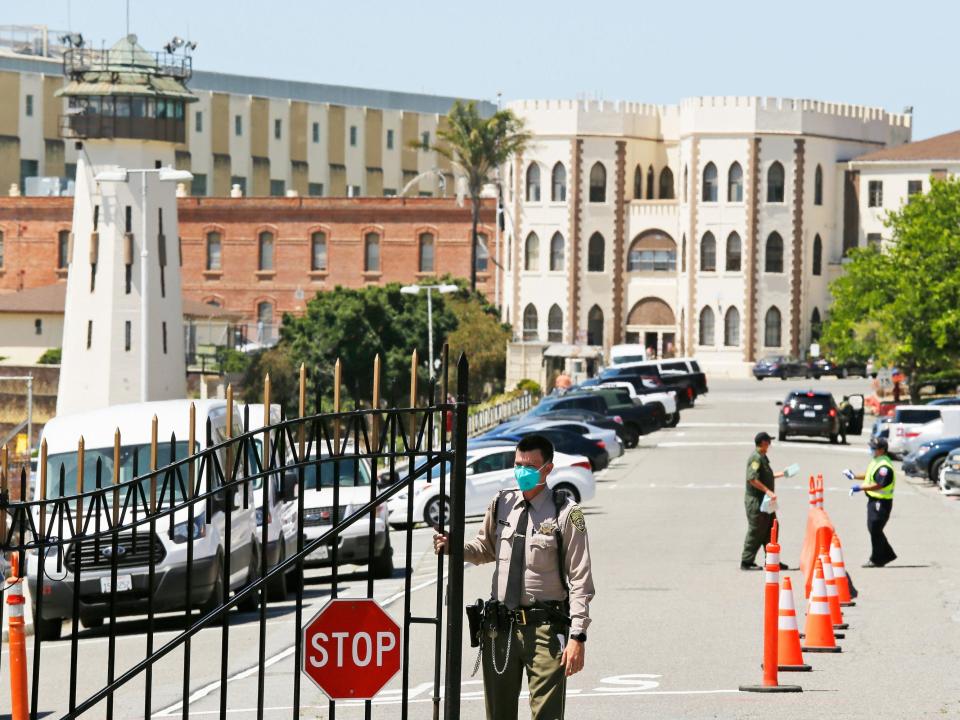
[
  {"left": 819, "top": 545, "right": 848, "bottom": 631},
  {"left": 777, "top": 577, "right": 811, "bottom": 672},
  {"left": 816, "top": 473, "right": 824, "bottom": 508},
  {"left": 6, "top": 554, "right": 29, "bottom": 720},
  {"left": 808, "top": 475, "right": 817, "bottom": 510},
  {"left": 802, "top": 558, "right": 841, "bottom": 653},
  {"left": 831, "top": 535, "right": 855, "bottom": 606}
]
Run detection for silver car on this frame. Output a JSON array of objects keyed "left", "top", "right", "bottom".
[{"left": 939, "top": 448, "right": 960, "bottom": 496}]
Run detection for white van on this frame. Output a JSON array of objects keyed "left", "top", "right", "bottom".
[
  {"left": 609, "top": 344, "right": 647, "bottom": 365},
  {"left": 30, "top": 400, "right": 260, "bottom": 639},
  {"left": 892, "top": 405, "right": 960, "bottom": 456}
]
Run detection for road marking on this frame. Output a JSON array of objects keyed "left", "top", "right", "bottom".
[
  {"left": 678, "top": 422, "right": 772, "bottom": 428},
  {"left": 655, "top": 440, "right": 869, "bottom": 454}
]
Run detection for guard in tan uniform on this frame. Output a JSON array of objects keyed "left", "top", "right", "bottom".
[{"left": 434, "top": 434, "right": 594, "bottom": 720}]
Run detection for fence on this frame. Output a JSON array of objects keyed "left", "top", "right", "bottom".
[
  {"left": 0, "top": 347, "right": 469, "bottom": 719},
  {"left": 467, "top": 391, "right": 534, "bottom": 436}
]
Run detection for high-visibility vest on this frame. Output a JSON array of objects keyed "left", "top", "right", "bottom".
[{"left": 865, "top": 455, "right": 895, "bottom": 500}]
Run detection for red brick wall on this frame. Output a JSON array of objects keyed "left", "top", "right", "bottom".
[{"left": 0, "top": 196, "right": 496, "bottom": 321}]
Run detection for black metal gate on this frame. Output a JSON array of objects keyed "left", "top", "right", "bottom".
[{"left": 0, "top": 350, "right": 469, "bottom": 719}]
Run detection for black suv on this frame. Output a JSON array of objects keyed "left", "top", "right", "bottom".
[
  {"left": 776, "top": 390, "right": 864, "bottom": 443},
  {"left": 528, "top": 392, "right": 661, "bottom": 436}
]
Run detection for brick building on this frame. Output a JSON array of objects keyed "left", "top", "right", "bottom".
[{"left": 0, "top": 196, "right": 497, "bottom": 340}]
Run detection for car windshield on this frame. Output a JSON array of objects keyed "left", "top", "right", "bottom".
[
  {"left": 45, "top": 441, "right": 196, "bottom": 503},
  {"left": 299, "top": 456, "right": 371, "bottom": 488}
]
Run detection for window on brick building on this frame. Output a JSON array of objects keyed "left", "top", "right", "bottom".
[
  {"left": 364, "top": 232, "right": 380, "bottom": 272},
  {"left": 589, "top": 163, "right": 606, "bottom": 202},
  {"left": 764, "top": 306, "right": 782, "bottom": 347},
  {"left": 868, "top": 180, "right": 883, "bottom": 207},
  {"left": 523, "top": 304, "right": 539, "bottom": 341},
  {"left": 418, "top": 232, "right": 435, "bottom": 273},
  {"left": 525, "top": 163, "right": 541, "bottom": 202},
  {"left": 206, "top": 232, "right": 222, "bottom": 271},
  {"left": 257, "top": 303, "right": 273, "bottom": 344},
  {"left": 549, "top": 232, "right": 565, "bottom": 271},
  {"left": 767, "top": 162, "right": 785, "bottom": 202},
  {"left": 524, "top": 232, "right": 539, "bottom": 271},
  {"left": 765, "top": 232, "right": 784, "bottom": 273},
  {"left": 725, "top": 232, "right": 741, "bottom": 272},
  {"left": 702, "top": 162, "right": 718, "bottom": 202},
  {"left": 907, "top": 180, "right": 923, "bottom": 197},
  {"left": 258, "top": 231, "right": 275, "bottom": 271},
  {"left": 700, "top": 232, "right": 716, "bottom": 272},
  {"left": 311, "top": 232, "right": 327, "bottom": 271},
  {"left": 552, "top": 162, "right": 566, "bottom": 201},
  {"left": 57, "top": 230, "right": 70, "bottom": 269},
  {"left": 548, "top": 304, "right": 563, "bottom": 342},
  {"left": 587, "top": 305, "right": 604, "bottom": 346},
  {"left": 587, "top": 233, "right": 605, "bottom": 272},
  {"left": 699, "top": 306, "right": 715, "bottom": 346},
  {"left": 814, "top": 164, "right": 824, "bottom": 205},
  {"left": 727, "top": 162, "right": 743, "bottom": 202},
  {"left": 724, "top": 307, "right": 740, "bottom": 347},
  {"left": 476, "top": 233, "right": 489, "bottom": 273}
]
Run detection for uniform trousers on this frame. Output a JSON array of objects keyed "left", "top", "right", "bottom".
[
  {"left": 482, "top": 619, "right": 568, "bottom": 720},
  {"left": 867, "top": 497, "right": 897, "bottom": 566},
  {"left": 742, "top": 495, "right": 775, "bottom": 565}
]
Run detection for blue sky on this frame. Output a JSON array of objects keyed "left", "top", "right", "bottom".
[{"left": 8, "top": 0, "right": 954, "bottom": 139}]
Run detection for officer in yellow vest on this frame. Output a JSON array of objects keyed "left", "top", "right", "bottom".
[{"left": 844, "top": 436, "right": 897, "bottom": 567}]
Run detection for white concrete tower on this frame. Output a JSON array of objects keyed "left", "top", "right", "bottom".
[{"left": 55, "top": 35, "right": 197, "bottom": 415}]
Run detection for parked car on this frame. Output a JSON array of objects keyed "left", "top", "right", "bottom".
[
  {"left": 927, "top": 397, "right": 960, "bottom": 406},
  {"left": 939, "top": 448, "right": 960, "bottom": 496},
  {"left": 754, "top": 356, "right": 809, "bottom": 380},
  {"left": 520, "top": 409, "right": 639, "bottom": 448},
  {"left": 295, "top": 451, "right": 394, "bottom": 578},
  {"left": 580, "top": 379, "right": 680, "bottom": 427},
  {"left": 609, "top": 343, "right": 647, "bottom": 365},
  {"left": 580, "top": 386, "right": 668, "bottom": 429},
  {"left": 603, "top": 359, "right": 709, "bottom": 398},
  {"left": 887, "top": 405, "right": 960, "bottom": 457},
  {"left": 597, "top": 368, "right": 696, "bottom": 409},
  {"left": 777, "top": 390, "right": 848, "bottom": 443},
  {"left": 386, "top": 444, "right": 595, "bottom": 526},
  {"left": 525, "top": 392, "right": 661, "bottom": 436},
  {"left": 901, "top": 436, "right": 960, "bottom": 483},
  {"left": 29, "top": 400, "right": 261, "bottom": 640},
  {"left": 807, "top": 358, "right": 869, "bottom": 379},
  {"left": 483, "top": 428, "right": 610, "bottom": 472},
  {"left": 481, "top": 419, "right": 623, "bottom": 459}
]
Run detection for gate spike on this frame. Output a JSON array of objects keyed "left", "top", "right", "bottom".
[
  {"left": 113, "top": 429, "right": 121, "bottom": 526},
  {"left": 76, "top": 436, "right": 85, "bottom": 532},
  {"left": 0, "top": 446, "right": 7, "bottom": 541},
  {"left": 39, "top": 439, "right": 48, "bottom": 539},
  {"left": 410, "top": 349, "right": 419, "bottom": 446},
  {"left": 298, "top": 363, "right": 306, "bottom": 458},
  {"left": 188, "top": 403, "right": 196, "bottom": 498},
  {"left": 333, "top": 359, "right": 342, "bottom": 453},
  {"left": 150, "top": 416, "right": 158, "bottom": 514},
  {"left": 226, "top": 385, "right": 235, "bottom": 487},
  {"left": 263, "top": 373, "right": 272, "bottom": 471},
  {"left": 372, "top": 354, "right": 381, "bottom": 453}
]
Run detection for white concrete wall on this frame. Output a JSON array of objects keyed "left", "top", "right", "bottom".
[
  {"left": 344, "top": 106, "right": 365, "bottom": 195},
  {"left": 228, "top": 95, "right": 252, "bottom": 191},
  {"left": 188, "top": 93, "right": 212, "bottom": 194},
  {"left": 305, "top": 103, "right": 329, "bottom": 194},
  {"left": 18, "top": 73, "right": 43, "bottom": 173},
  {"left": 381, "top": 110, "right": 402, "bottom": 195},
  {"left": 0, "top": 313, "right": 62, "bottom": 350},
  {"left": 268, "top": 99, "right": 292, "bottom": 191}
]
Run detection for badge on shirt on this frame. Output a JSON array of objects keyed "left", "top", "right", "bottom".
[
  {"left": 569, "top": 507, "right": 586, "bottom": 533},
  {"left": 537, "top": 520, "right": 557, "bottom": 535}
]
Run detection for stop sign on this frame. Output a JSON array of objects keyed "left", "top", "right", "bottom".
[{"left": 301, "top": 598, "right": 402, "bottom": 701}]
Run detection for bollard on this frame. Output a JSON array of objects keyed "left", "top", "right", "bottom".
[
  {"left": 7, "top": 554, "right": 29, "bottom": 720},
  {"left": 740, "top": 520, "right": 802, "bottom": 693}
]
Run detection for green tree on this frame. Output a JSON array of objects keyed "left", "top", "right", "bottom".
[
  {"left": 822, "top": 177, "right": 960, "bottom": 402},
  {"left": 446, "top": 288, "right": 511, "bottom": 399},
  {"left": 427, "top": 100, "right": 530, "bottom": 290}
]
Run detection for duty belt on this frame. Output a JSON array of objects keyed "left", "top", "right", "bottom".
[{"left": 498, "top": 601, "right": 570, "bottom": 627}]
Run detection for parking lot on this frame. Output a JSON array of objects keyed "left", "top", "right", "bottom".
[{"left": 4, "top": 376, "right": 960, "bottom": 718}]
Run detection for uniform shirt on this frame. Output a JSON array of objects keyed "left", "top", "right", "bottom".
[
  {"left": 463, "top": 487, "right": 595, "bottom": 635},
  {"left": 872, "top": 462, "right": 894, "bottom": 488},
  {"left": 745, "top": 450, "right": 774, "bottom": 500}
]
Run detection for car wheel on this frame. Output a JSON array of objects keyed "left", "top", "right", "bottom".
[
  {"left": 423, "top": 495, "right": 450, "bottom": 528},
  {"left": 622, "top": 431, "right": 639, "bottom": 449},
  {"left": 34, "top": 611, "right": 63, "bottom": 641},
  {"left": 780, "top": 373, "right": 787, "bottom": 380},
  {"left": 266, "top": 539, "right": 289, "bottom": 602},
  {"left": 929, "top": 457, "right": 946, "bottom": 484},
  {"left": 80, "top": 614, "right": 104, "bottom": 629},
  {"left": 553, "top": 483, "right": 580, "bottom": 504},
  {"left": 778, "top": 431, "right": 787, "bottom": 442},
  {"left": 829, "top": 433, "right": 839, "bottom": 444},
  {"left": 665, "top": 412, "right": 680, "bottom": 428},
  {"left": 756, "top": 376, "right": 764, "bottom": 381},
  {"left": 371, "top": 534, "right": 395, "bottom": 579},
  {"left": 236, "top": 542, "right": 262, "bottom": 612},
  {"left": 813, "top": 374, "right": 821, "bottom": 380},
  {"left": 840, "top": 368, "right": 849, "bottom": 379}
]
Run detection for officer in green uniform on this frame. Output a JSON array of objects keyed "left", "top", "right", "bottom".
[
  {"left": 844, "top": 436, "right": 897, "bottom": 567},
  {"left": 741, "top": 432, "right": 788, "bottom": 570}
]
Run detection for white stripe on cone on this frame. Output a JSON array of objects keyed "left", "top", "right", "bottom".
[
  {"left": 778, "top": 615, "right": 798, "bottom": 630},
  {"left": 809, "top": 600, "right": 830, "bottom": 614}
]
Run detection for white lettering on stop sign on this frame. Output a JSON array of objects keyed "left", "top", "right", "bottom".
[{"left": 309, "top": 630, "right": 397, "bottom": 668}]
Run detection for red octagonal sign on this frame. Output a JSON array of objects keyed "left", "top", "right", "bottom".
[{"left": 301, "top": 598, "right": 402, "bottom": 701}]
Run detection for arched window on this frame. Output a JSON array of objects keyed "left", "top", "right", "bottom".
[
  {"left": 522, "top": 304, "right": 539, "bottom": 341},
  {"left": 627, "top": 230, "right": 677, "bottom": 272},
  {"left": 699, "top": 306, "right": 715, "bottom": 346},
  {"left": 724, "top": 306, "right": 741, "bottom": 346},
  {"left": 659, "top": 167, "right": 674, "bottom": 199},
  {"left": 767, "top": 161, "right": 785, "bottom": 202},
  {"left": 812, "top": 234, "right": 822, "bottom": 276},
  {"left": 551, "top": 162, "right": 567, "bottom": 202},
  {"left": 725, "top": 232, "right": 742, "bottom": 272},
  {"left": 646, "top": 165, "right": 655, "bottom": 199},
  {"left": 57, "top": 230, "right": 70, "bottom": 269},
  {"left": 549, "top": 232, "right": 565, "bottom": 271},
  {"left": 700, "top": 232, "right": 717, "bottom": 272},
  {"left": 702, "top": 162, "right": 718, "bottom": 202},
  {"left": 683, "top": 165, "right": 689, "bottom": 203},
  {"left": 633, "top": 165, "right": 643, "bottom": 200},
  {"left": 256, "top": 301, "right": 274, "bottom": 344},
  {"left": 418, "top": 232, "right": 434, "bottom": 273},
  {"left": 811, "top": 307, "right": 822, "bottom": 342},
  {"left": 589, "top": 162, "right": 606, "bottom": 202},
  {"left": 364, "top": 231, "right": 380, "bottom": 272},
  {"left": 524, "top": 232, "right": 540, "bottom": 271},
  {"left": 681, "top": 234, "right": 686, "bottom": 272},
  {"left": 764, "top": 306, "right": 782, "bottom": 347},
  {"left": 765, "top": 232, "right": 784, "bottom": 273},
  {"left": 587, "top": 305, "right": 604, "bottom": 346},
  {"left": 311, "top": 231, "right": 327, "bottom": 271},
  {"left": 814, "top": 164, "right": 823, "bottom": 206},
  {"left": 525, "top": 163, "right": 541, "bottom": 202},
  {"left": 587, "top": 232, "right": 605, "bottom": 272},
  {"left": 258, "top": 231, "right": 274, "bottom": 271},
  {"left": 548, "top": 304, "right": 563, "bottom": 342},
  {"left": 727, "top": 162, "right": 743, "bottom": 202}
]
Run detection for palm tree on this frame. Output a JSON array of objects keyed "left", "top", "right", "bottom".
[{"left": 427, "top": 100, "right": 530, "bottom": 291}]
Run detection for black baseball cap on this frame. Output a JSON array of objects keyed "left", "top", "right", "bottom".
[
  {"left": 869, "top": 436, "right": 888, "bottom": 451},
  {"left": 755, "top": 431, "right": 774, "bottom": 445}
]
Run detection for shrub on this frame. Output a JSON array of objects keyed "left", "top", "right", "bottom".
[{"left": 38, "top": 347, "right": 62, "bottom": 365}]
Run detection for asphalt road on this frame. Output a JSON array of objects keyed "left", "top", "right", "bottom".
[{"left": 5, "top": 376, "right": 960, "bottom": 718}]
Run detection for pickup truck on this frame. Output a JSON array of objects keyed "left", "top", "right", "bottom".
[
  {"left": 524, "top": 390, "right": 662, "bottom": 436},
  {"left": 598, "top": 367, "right": 698, "bottom": 409}
]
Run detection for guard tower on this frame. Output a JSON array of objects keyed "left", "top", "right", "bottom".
[{"left": 55, "top": 34, "right": 196, "bottom": 415}]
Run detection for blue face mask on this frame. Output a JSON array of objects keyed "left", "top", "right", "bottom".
[{"left": 514, "top": 464, "right": 545, "bottom": 491}]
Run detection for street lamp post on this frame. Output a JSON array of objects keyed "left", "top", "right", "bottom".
[
  {"left": 400, "top": 283, "right": 458, "bottom": 378},
  {"left": 94, "top": 166, "right": 193, "bottom": 401}
]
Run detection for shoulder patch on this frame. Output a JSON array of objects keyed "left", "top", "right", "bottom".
[
  {"left": 751, "top": 461, "right": 760, "bottom": 470},
  {"left": 569, "top": 506, "right": 586, "bottom": 533}
]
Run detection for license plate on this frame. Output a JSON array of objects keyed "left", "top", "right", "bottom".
[
  {"left": 100, "top": 574, "right": 133, "bottom": 593},
  {"left": 309, "top": 545, "right": 329, "bottom": 561},
  {"left": 804, "top": 411, "right": 816, "bottom": 418}
]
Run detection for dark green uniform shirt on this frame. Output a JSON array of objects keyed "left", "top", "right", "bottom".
[{"left": 745, "top": 449, "right": 775, "bottom": 500}]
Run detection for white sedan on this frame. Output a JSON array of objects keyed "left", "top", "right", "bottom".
[{"left": 386, "top": 444, "right": 596, "bottom": 527}]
